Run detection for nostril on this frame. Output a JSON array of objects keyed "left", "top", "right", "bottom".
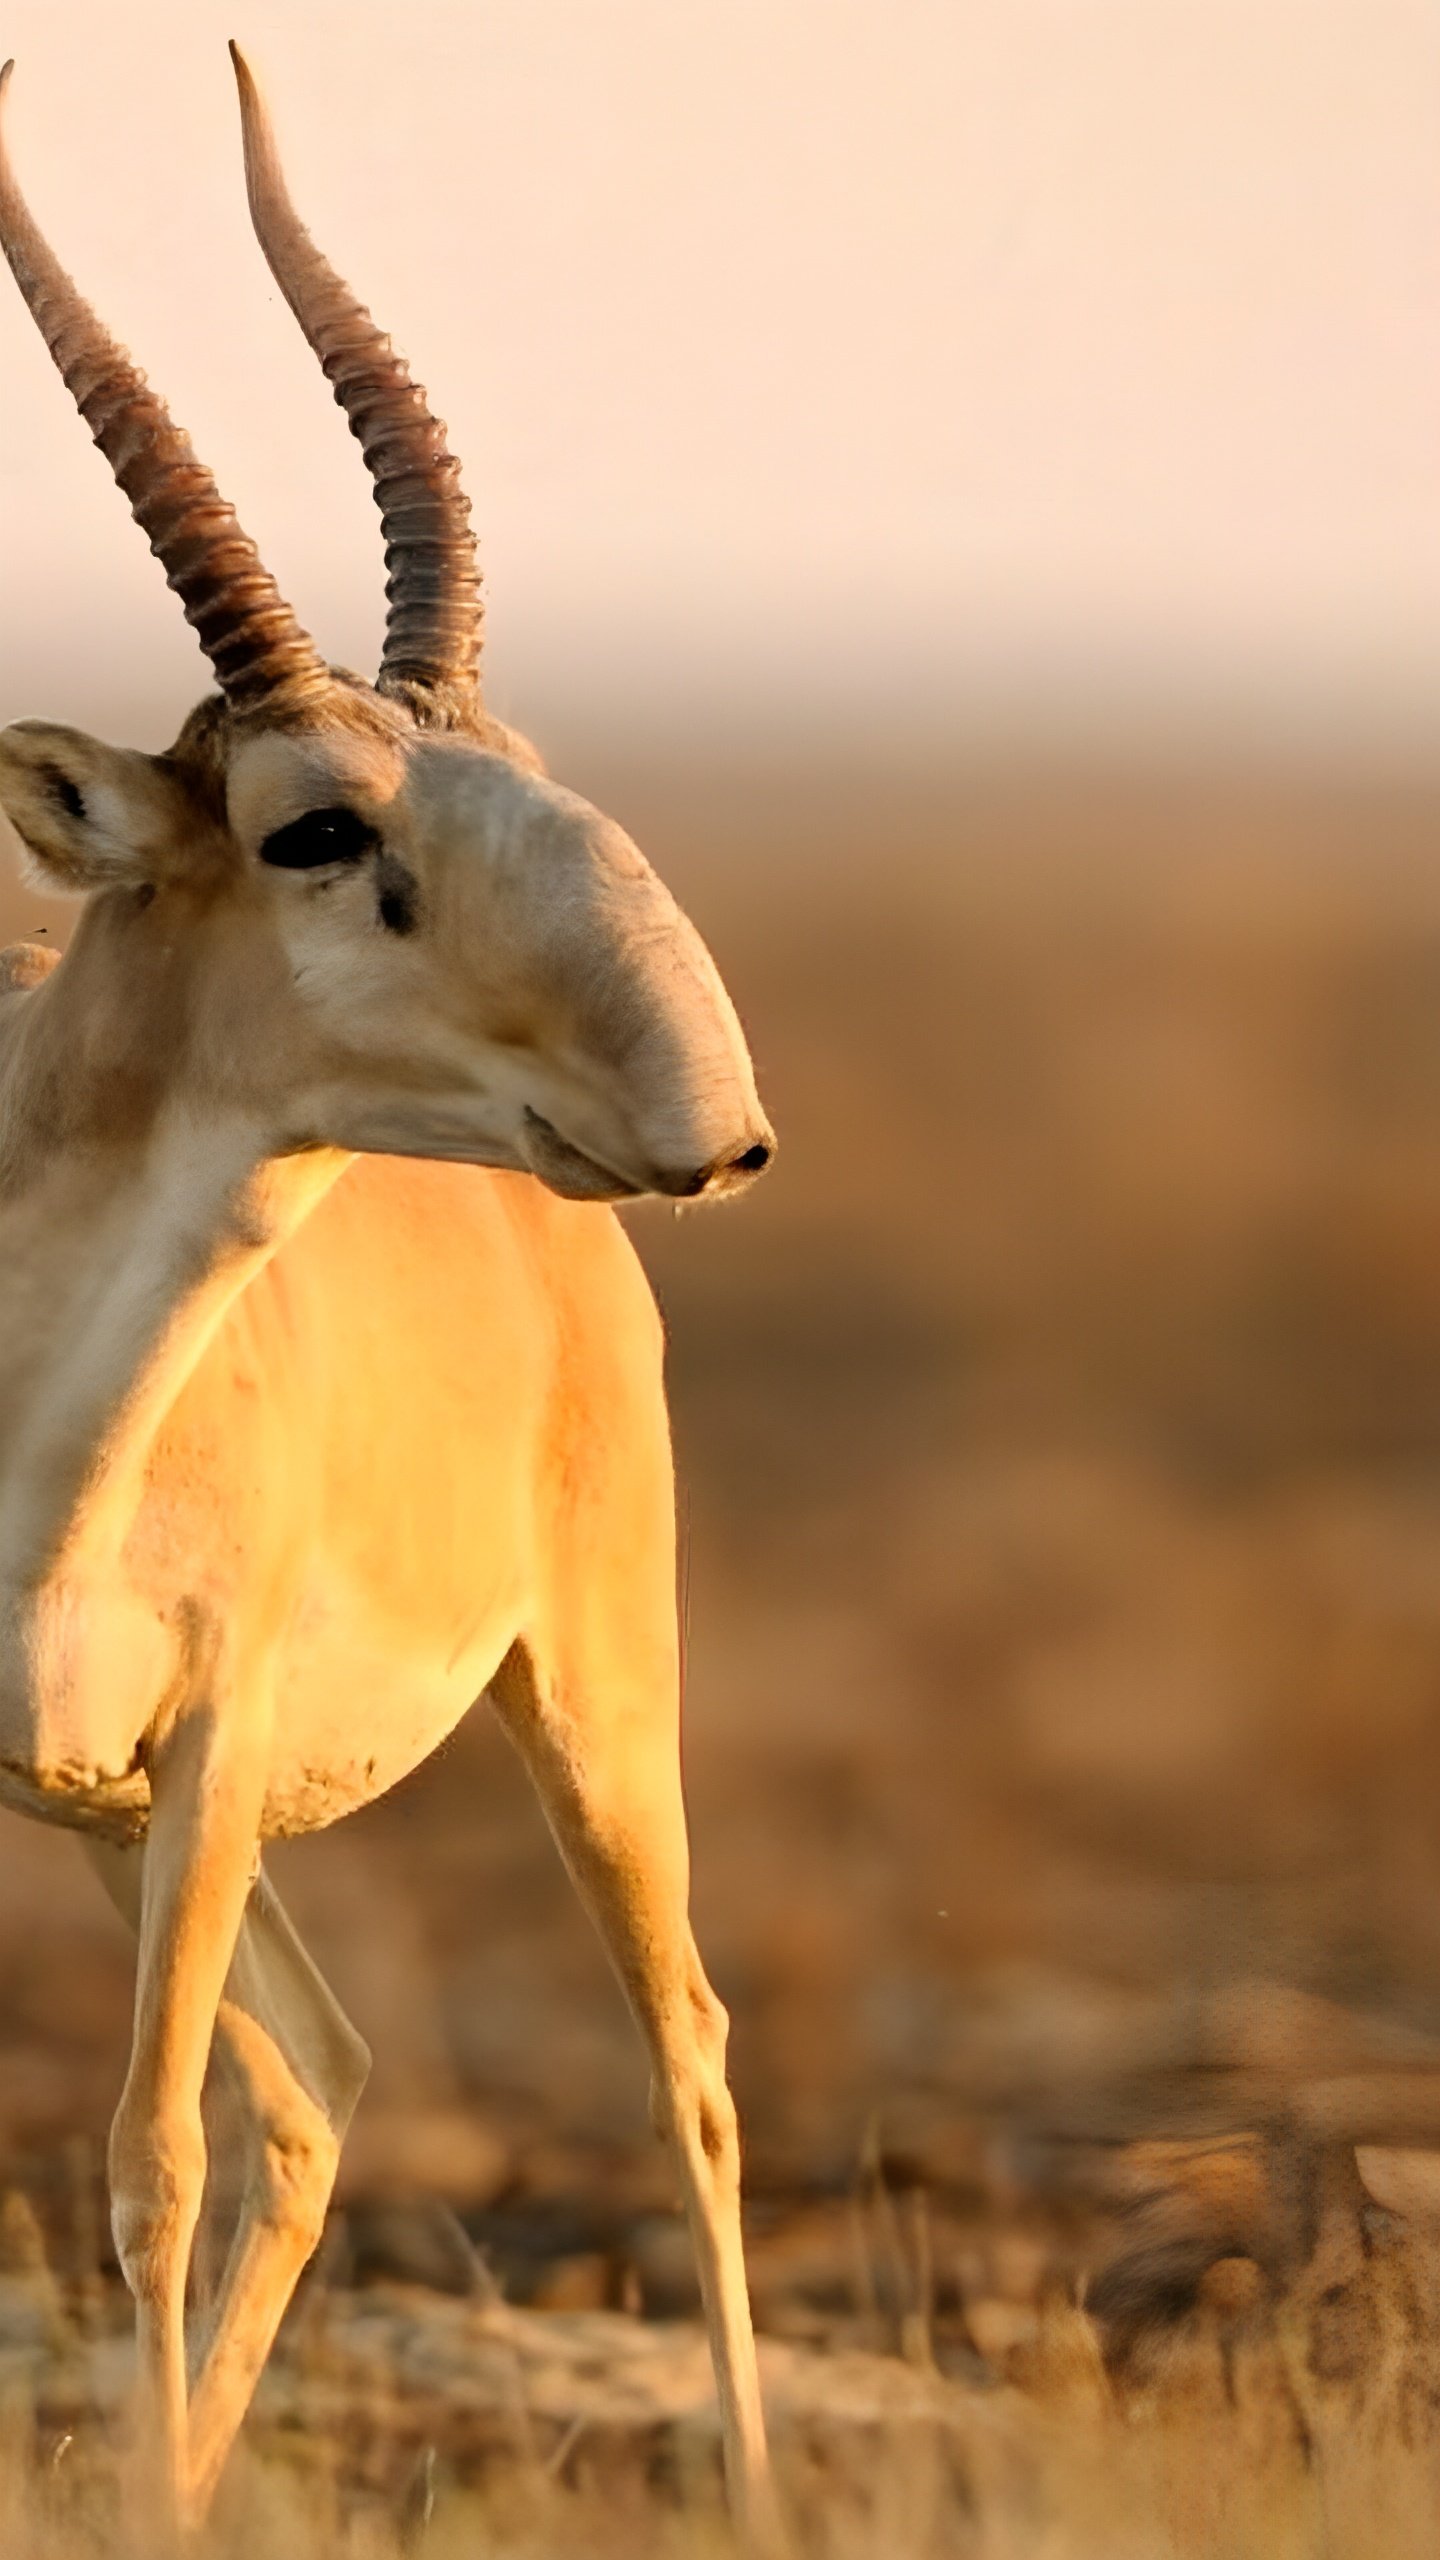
[{"left": 660, "top": 1137, "right": 775, "bottom": 1198}]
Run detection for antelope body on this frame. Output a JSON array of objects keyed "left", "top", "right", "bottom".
[{"left": 0, "top": 47, "right": 779, "bottom": 2542}]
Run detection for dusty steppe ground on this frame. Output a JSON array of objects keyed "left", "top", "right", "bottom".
[{"left": 9, "top": 746, "right": 1440, "bottom": 2548}]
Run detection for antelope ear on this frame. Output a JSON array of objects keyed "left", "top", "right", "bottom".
[{"left": 0, "top": 721, "right": 197, "bottom": 896}]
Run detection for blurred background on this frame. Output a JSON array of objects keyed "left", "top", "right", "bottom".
[{"left": 4, "top": 0, "right": 1440, "bottom": 2334}]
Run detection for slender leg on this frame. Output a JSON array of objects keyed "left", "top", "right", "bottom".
[
  {"left": 99, "top": 1705, "right": 269, "bottom": 2535},
  {"left": 491, "top": 1642, "right": 782, "bottom": 2552},
  {"left": 87, "top": 1841, "right": 370, "bottom": 2527},
  {"left": 187, "top": 1869, "right": 370, "bottom": 2518}
]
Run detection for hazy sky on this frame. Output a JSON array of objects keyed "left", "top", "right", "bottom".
[{"left": 0, "top": 1, "right": 1437, "bottom": 754}]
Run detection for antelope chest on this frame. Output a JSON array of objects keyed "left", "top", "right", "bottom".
[
  {"left": 0, "top": 1575, "right": 174, "bottom": 1839},
  {"left": 0, "top": 1539, "right": 525, "bottom": 1847}
]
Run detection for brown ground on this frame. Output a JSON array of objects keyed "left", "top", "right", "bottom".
[{"left": 8, "top": 745, "right": 1440, "bottom": 2545}]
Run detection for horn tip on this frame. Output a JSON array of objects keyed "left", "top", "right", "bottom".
[
  {"left": 0, "top": 61, "right": 15, "bottom": 94},
  {"left": 228, "top": 40, "right": 268, "bottom": 145}
]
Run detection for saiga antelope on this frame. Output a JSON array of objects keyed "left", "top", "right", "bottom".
[{"left": 0, "top": 45, "right": 780, "bottom": 2543}]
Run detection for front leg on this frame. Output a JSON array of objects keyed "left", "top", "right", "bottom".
[
  {"left": 107, "top": 1693, "right": 270, "bottom": 2535},
  {"left": 89, "top": 1842, "right": 371, "bottom": 2528}
]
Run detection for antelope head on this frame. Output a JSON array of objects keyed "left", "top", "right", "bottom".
[{"left": 0, "top": 49, "right": 773, "bottom": 1205}]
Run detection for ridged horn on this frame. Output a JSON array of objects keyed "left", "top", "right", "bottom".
[
  {"left": 229, "top": 42, "right": 482, "bottom": 711},
  {"left": 0, "top": 59, "right": 329, "bottom": 713}
]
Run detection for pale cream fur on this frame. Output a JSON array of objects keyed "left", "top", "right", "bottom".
[{"left": 0, "top": 688, "right": 780, "bottom": 2545}]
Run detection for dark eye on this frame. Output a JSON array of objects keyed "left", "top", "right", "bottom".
[{"left": 258, "top": 805, "right": 380, "bottom": 870}]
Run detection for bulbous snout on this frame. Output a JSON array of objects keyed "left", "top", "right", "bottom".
[{"left": 469, "top": 770, "right": 777, "bottom": 1207}]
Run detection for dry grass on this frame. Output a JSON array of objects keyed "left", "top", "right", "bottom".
[
  {"left": 2, "top": 2148, "right": 1440, "bottom": 2558},
  {"left": 0, "top": 2286, "right": 1438, "bottom": 2560}
]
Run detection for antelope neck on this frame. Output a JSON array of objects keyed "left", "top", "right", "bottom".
[{"left": 0, "top": 923, "right": 347, "bottom": 1585}]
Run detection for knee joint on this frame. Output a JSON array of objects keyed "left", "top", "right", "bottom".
[
  {"left": 653, "top": 2077, "right": 739, "bottom": 2177},
  {"left": 109, "top": 2116, "right": 206, "bottom": 2297},
  {"left": 256, "top": 2111, "right": 340, "bottom": 2252},
  {"left": 695, "top": 2081, "right": 740, "bottom": 2170},
  {"left": 689, "top": 1982, "right": 736, "bottom": 2154},
  {"left": 650, "top": 2003, "right": 740, "bottom": 2178},
  {"left": 690, "top": 1978, "right": 730, "bottom": 2060}
]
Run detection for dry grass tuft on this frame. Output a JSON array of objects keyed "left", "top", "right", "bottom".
[{"left": 0, "top": 2159, "right": 1439, "bottom": 2560}]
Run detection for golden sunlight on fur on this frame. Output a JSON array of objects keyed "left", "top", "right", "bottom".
[{"left": 0, "top": 44, "right": 775, "bottom": 2549}]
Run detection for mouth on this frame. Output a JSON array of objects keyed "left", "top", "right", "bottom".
[{"left": 519, "top": 1108, "right": 642, "bottom": 1202}]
